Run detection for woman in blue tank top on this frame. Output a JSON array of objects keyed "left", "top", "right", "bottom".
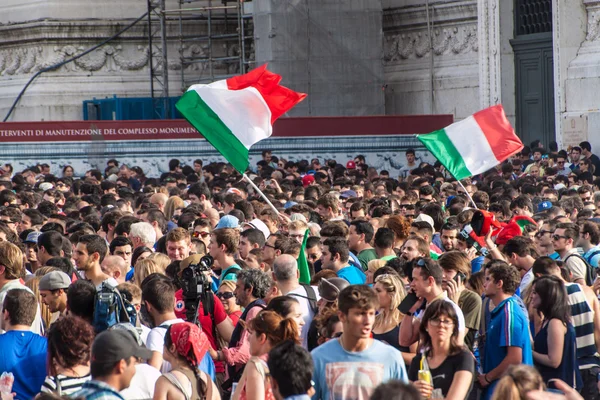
[{"left": 531, "top": 276, "right": 582, "bottom": 390}]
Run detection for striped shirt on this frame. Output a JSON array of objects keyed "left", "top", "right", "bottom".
[
  {"left": 41, "top": 374, "right": 91, "bottom": 395},
  {"left": 565, "top": 283, "right": 600, "bottom": 369}
]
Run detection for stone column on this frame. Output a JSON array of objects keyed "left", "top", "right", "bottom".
[
  {"left": 253, "top": 0, "right": 385, "bottom": 117},
  {"left": 562, "top": 0, "right": 598, "bottom": 149}
]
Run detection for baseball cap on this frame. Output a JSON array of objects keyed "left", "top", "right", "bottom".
[
  {"left": 215, "top": 215, "right": 239, "bottom": 229},
  {"left": 318, "top": 277, "right": 350, "bottom": 302},
  {"left": 91, "top": 330, "right": 152, "bottom": 364},
  {"left": 24, "top": 231, "right": 42, "bottom": 244},
  {"left": 39, "top": 271, "right": 71, "bottom": 291},
  {"left": 537, "top": 200, "right": 553, "bottom": 213},
  {"left": 340, "top": 190, "right": 358, "bottom": 199},
  {"left": 243, "top": 218, "right": 270, "bottom": 240},
  {"left": 414, "top": 214, "right": 435, "bottom": 230},
  {"left": 346, "top": 161, "right": 356, "bottom": 170},
  {"left": 302, "top": 175, "right": 315, "bottom": 187},
  {"left": 39, "top": 182, "right": 53, "bottom": 191}
]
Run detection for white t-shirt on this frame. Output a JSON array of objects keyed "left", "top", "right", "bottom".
[
  {"left": 415, "top": 293, "right": 466, "bottom": 333},
  {"left": 286, "top": 285, "right": 321, "bottom": 349},
  {"left": 519, "top": 269, "right": 534, "bottom": 295},
  {"left": 145, "top": 318, "right": 185, "bottom": 373},
  {"left": 120, "top": 363, "right": 162, "bottom": 400},
  {"left": 95, "top": 277, "right": 119, "bottom": 291}
]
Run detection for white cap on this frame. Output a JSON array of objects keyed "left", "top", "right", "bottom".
[
  {"left": 243, "top": 218, "right": 271, "bottom": 240},
  {"left": 414, "top": 213, "right": 435, "bottom": 230}
]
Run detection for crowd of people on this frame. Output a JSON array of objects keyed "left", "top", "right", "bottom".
[{"left": 0, "top": 140, "right": 598, "bottom": 400}]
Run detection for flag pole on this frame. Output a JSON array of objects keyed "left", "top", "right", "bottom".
[
  {"left": 243, "top": 173, "right": 280, "bottom": 215},
  {"left": 456, "top": 180, "right": 478, "bottom": 209}
]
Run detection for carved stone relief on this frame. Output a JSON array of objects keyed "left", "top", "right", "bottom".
[{"left": 384, "top": 24, "right": 478, "bottom": 63}]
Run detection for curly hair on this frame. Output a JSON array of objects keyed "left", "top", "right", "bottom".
[
  {"left": 385, "top": 215, "right": 411, "bottom": 243},
  {"left": 47, "top": 315, "right": 95, "bottom": 375}
]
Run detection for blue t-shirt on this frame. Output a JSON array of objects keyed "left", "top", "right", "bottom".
[
  {"left": 482, "top": 296, "right": 533, "bottom": 400},
  {"left": 210, "top": 264, "right": 241, "bottom": 292},
  {"left": 0, "top": 331, "right": 47, "bottom": 400},
  {"left": 337, "top": 265, "right": 366, "bottom": 285},
  {"left": 311, "top": 338, "right": 408, "bottom": 400},
  {"left": 125, "top": 267, "right": 134, "bottom": 282},
  {"left": 199, "top": 352, "right": 216, "bottom": 381},
  {"left": 583, "top": 246, "right": 600, "bottom": 268}
]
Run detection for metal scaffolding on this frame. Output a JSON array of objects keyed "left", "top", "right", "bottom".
[
  {"left": 147, "top": 0, "right": 253, "bottom": 118},
  {"left": 174, "top": 0, "right": 253, "bottom": 91},
  {"left": 147, "top": 0, "right": 171, "bottom": 119}
]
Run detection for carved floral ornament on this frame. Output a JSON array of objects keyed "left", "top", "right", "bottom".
[
  {"left": 384, "top": 24, "right": 478, "bottom": 63},
  {"left": 0, "top": 44, "right": 232, "bottom": 76}
]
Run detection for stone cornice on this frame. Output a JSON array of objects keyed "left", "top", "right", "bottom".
[
  {"left": 383, "top": 0, "right": 477, "bottom": 32},
  {"left": 0, "top": 18, "right": 228, "bottom": 47}
]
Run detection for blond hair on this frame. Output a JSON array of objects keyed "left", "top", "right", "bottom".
[
  {"left": 373, "top": 273, "right": 406, "bottom": 330},
  {"left": 288, "top": 220, "right": 308, "bottom": 231},
  {"left": 219, "top": 280, "right": 236, "bottom": 292},
  {"left": 134, "top": 259, "right": 165, "bottom": 287},
  {"left": 490, "top": 365, "right": 544, "bottom": 400},
  {"left": 367, "top": 259, "right": 387, "bottom": 274},
  {"left": 164, "top": 196, "right": 185, "bottom": 221},
  {"left": 146, "top": 252, "right": 171, "bottom": 271}
]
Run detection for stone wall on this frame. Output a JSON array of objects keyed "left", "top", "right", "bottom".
[
  {"left": 383, "top": 0, "right": 480, "bottom": 120},
  {"left": 0, "top": 0, "right": 244, "bottom": 121}
]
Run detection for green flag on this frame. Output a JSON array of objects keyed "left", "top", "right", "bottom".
[{"left": 298, "top": 230, "right": 311, "bottom": 285}]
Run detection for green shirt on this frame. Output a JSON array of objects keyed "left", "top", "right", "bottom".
[{"left": 357, "top": 248, "right": 377, "bottom": 271}]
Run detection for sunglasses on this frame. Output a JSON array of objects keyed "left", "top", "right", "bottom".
[
  {"left": 535, "top": 230, "right": 552, "bottom": 238},
  {"left": 216, "top": 292, "right": 235, "bottom": 300},
  {"left": 552, "top": 234, "right": 568, "bottom": 241},
  {"left": 192, "top": 231, "right": 210, "bottom": 239}
]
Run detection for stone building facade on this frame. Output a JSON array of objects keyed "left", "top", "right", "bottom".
[{"left": 1, "top": 0, "right": 600, "bottom": 152}]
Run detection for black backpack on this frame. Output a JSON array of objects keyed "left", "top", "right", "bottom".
[
  {"left": 565, "top": 253, "right": 596, "bottom": 286},
  {"left": 288, "top": 284, "right": 318, "bottom": 314}
]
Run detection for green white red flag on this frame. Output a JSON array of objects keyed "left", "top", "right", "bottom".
[
  {"left": 416, "top": 105, "right": 523, "bottom": 180},
  {"left": 176, "top": 65, "right": 306, "bottom": 174}
]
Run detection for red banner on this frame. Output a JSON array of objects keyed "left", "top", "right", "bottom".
[{"left": 0, "top": 115, "right": 453, "bottom": 143}]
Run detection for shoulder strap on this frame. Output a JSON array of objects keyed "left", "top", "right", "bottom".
[
  {"left": 565, "top": 253, "right": 596, "bottom": 286},
  {"left": 288, "top": 284, "right": 318, "bottom": 314},
  {"left": 164, "top": 372, "right": 192, "bottom": 400}
]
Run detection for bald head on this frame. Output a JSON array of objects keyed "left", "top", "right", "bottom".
[
  {"left": 101, "top": 255, "right": 128, "bottom": 284},
  {"left": 273, "top": 254, "right": 298, "bottom": 282},
  {"left": 150, "top": 193, "right": 168, "bottom": 211}
]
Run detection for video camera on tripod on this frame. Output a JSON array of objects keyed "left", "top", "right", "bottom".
[{"left": 178, "top": 254, "right": 215, "bottom": 324}]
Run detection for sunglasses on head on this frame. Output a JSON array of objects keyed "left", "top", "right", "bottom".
[{"left": 216, "top": 292, "right": 235, "bottom": 300}]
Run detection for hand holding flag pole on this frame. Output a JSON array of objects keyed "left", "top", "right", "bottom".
[{"left": 243, "top": 173, "right": 280, "bottom": 215}]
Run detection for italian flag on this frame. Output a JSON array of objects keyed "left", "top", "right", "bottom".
[
  {"left": 417, "top": 105, "right": 523, "bottom": 180},
  {"left": 176, "top": 65, "right": 306, "bottom": 173}
]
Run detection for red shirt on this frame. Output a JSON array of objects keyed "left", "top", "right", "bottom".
[
  {"left": 229, "top": 310, "right": 242, "bottom": 326},
  {"left": 174, "top": 289, "right": 228, "bottom": 373}
]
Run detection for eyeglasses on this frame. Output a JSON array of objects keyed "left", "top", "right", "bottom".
[
  {"left": 264, "top": 243, "right": 276, "bottom": 250},
  {"left": 192, "top": 231, "right": 210, "bottom": 239},
  {"left": 557, "top": 161, "right": 565, "bottom": 164},
  {"left": 535, "top": 230, "right": 552, "bottom": 238},
  {"left": 552, "top": 234, "right": 568, "bottom": 241},
  {"left": 429, "top": 318, "right": 454, "bottom": 327},
  {"left": 216, "top": 292, "right": 235, "bottom": 300}
]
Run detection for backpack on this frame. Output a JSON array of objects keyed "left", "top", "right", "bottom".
[
  {"left": 564, "top": 253, "right": 596, "bottom": 287},
  {"left": 92, "top": 282, "right": 137, "bottom": 333},
  {"left": 288, "top": 284, "right": 318, "bottom": 314}
]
